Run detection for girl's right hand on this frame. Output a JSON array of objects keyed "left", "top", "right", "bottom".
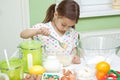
[{"left": 38, "top": 27, "right": 50, "bottom": 36}]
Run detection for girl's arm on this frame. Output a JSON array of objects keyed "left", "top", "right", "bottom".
[
  {"left": 20, "top": 28, "right": 40, "bottom": 39},
  {"left": 20, "top": 27, "right": 50, "bottom": 39}
]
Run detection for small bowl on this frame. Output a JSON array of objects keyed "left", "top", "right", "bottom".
[
  {"left": 56, "top": 53, "right": 74, "bottom": 67},
  {"left": 74, "top": 65, "right": 96, "bottom": 80}
]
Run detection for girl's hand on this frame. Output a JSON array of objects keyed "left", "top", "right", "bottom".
[
  {"left": 38, "top": 27, "right": 50, "bottom": 36},
  {"left": 72, "top": 55, "right": 80, "bottom": 64}
]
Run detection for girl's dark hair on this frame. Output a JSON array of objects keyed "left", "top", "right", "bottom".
[{"left": 43, "top": 0, "right": 80, "bottom": 28}]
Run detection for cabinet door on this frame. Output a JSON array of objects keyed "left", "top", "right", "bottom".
[{"left": 0, "top": 0, "right": 29, "bottom": 59}]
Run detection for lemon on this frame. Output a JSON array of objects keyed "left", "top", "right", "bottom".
[{"left": 29, "top": 65, "right": 46, "bottom": 75}]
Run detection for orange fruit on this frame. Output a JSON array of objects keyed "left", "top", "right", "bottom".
[
  {"left": 96, "top": 61, "right": 110, "bottom": 73},
  {"left": 96, "top": 71, "right": 106, "bottom": 80},
  {"left": 29, "top": 65, "right": 46, "bottom": 75}
]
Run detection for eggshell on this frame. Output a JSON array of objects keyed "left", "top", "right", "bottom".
[{"left": 61, "top": 76, "right": 70, "bottom": 80}]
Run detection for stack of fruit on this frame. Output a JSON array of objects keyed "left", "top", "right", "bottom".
[{"left": 95, "top": 61, "right": 110, "bottom": 80}]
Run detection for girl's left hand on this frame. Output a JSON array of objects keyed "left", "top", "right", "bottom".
[{"left": 72, "top": 55, "right": 80, "bottom": 64}]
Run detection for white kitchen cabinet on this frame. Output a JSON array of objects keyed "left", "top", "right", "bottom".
[
  {"left": 0, "top": 0, "right": 30, "bottom": 59},
  {"left": 56, "top": 0, "right": 120, "bottom": 18}
]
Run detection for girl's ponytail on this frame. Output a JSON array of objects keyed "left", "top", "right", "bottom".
[{"left": 43, "top": 4, "right": 56, "bottom": 23}]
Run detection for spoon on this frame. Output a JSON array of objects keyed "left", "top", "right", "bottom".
[
  {"left": 4, "top": 49, "right": 11, "bottom": 69},
  {"left": 49, "top": 34, "right": 68, "bottom": 49}
]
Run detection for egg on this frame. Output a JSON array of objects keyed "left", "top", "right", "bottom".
[
  {"left": 69, "top": 74, "right": 76, "bottom": 80},
  {"left": 61, "top": 76, "right": 70, "bottom": 80}
]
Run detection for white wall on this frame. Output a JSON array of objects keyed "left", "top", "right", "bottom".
[{"left": 0, "top": 0, "right": 29, "bottom": 60}]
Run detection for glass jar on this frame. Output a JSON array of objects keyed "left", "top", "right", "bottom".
[
  {"left": 0, "top": 58, "right": 23, "bottom": 80},
  {"left": 43, "top": 55, "right": 62, "bottom": 72}
]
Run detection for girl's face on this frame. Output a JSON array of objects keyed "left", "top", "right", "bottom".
[{"left": 53, "top": 12, "right": 76, "bottom": 34}]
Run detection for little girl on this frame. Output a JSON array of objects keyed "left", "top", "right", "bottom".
[{"left": 20, "top": 0, "right": 80, "bottom": 64}]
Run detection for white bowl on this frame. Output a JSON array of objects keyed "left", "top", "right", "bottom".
[{"left": 74, "top": 65, "right": 96, "bottom": 80}]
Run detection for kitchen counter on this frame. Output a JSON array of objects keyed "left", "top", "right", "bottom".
[
  {"left": 63, "top": 53, "right": 120, "bottom": 80},
  {"left": 23, "top": 53, "right": 120, "bottom": 80}
]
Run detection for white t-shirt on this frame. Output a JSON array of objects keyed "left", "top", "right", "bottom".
[{"left": 32, "top": 22, "right": 79, "bottom": 55}]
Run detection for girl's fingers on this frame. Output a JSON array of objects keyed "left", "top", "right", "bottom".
[
  {"left": 40, "top": 27, "right": 50, "bottom": 36},
  {"left": 44, "top": 29, "right": 50, "bottom": 36},
  {"left": 72, "top": 56, "right": 80, "bottom": 64}
]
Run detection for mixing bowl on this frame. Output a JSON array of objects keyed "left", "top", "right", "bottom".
[{"left": 79, "top": 36, "right": 120, "bottom": 65}]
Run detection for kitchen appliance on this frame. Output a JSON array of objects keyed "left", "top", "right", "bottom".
[{"left": 19, "top": 40, "right": 42, "bottom": 73}]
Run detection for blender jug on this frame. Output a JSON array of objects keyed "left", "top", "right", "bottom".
[{"left": 19, "top": 40, "right": 42, "bottom": 73}]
